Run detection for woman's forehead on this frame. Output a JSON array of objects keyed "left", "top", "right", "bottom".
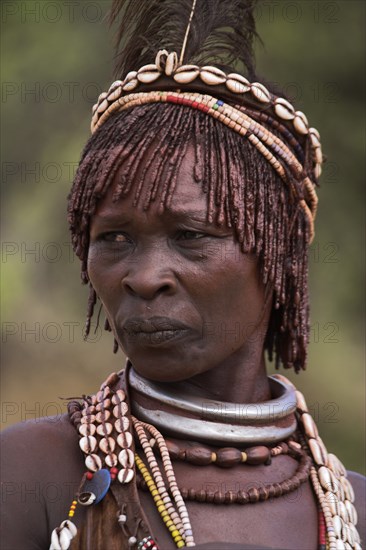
[{"left": 93, "top": 144, "right": 210, "bottom": 221}]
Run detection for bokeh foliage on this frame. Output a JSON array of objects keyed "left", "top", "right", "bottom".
[{"left": 1, "top": 1, "right": 365, "bottom": 474}]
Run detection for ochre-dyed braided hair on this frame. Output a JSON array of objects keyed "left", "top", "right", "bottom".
[{"left": 68, "top": 0, "right": 321, "bottom": 372}]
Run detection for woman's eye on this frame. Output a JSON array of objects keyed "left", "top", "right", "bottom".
[
  {"left": 177, "top": 230, "right": 206, "bottom": 241},
  {"left": 101, "top": 232, "right": 131, "bottom": 243}
]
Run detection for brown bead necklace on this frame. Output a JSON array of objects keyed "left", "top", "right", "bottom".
[{"left": 136, "top": 437, "right": 312, "bottom": 505}]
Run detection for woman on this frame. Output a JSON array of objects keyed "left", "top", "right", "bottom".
[{"left": 2, "top": 1, "right": 364, "bottom": 548}]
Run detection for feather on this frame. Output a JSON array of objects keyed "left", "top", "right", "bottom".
[{"left": 109, "top": 0, "right": 260, "bottom": 80}]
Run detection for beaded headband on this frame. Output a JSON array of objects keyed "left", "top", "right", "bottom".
[{"left": 91, "top": 50, "right": 321, "bottom": 242}]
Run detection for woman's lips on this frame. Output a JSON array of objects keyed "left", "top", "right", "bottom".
[{"left": 122, "top": 317, "right": 191, "bottom": 346}]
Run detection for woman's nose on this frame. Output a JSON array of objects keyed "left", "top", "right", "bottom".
[{"left": 121, "top": 252, "right": 177, "bottom": 300}]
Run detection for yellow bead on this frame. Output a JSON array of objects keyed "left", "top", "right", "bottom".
[
  {"left": 171, "top": 530, "right": 180, "bottom": 538},
  {"left": 177, "top": 542, "right": 185, "bottom": 548},
  {"left": 72, "top": 500, "right": 77, "bottom": 505},
  {"left": 151, "top": 489, "right": 159, "bottom": 497},
  {"left": 69, "top": 511, "right": 74, "bottom": 517},
  {"left": 166, "top": 520, "right": 173, "bottom": 528},
  {"left": 157, "top": 505, "right": 165, "bottom": 513}
]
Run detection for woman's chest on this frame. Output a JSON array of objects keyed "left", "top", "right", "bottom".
[{"left": 138, "top": 458, "right": 319, "bottom": 549}]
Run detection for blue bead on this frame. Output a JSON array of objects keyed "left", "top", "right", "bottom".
[
  {"left": 217, "top": 100, "right": 224, "bottom": 106},
  {"left": 80, "top": 468, "right": 111, "bottom": 504}
]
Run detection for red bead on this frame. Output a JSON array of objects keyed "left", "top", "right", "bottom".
[
  {"left": 86, "top": 472, "right": 94, "bottom": 480},
  {"left": 110, "top": 467, "right": 118, "bottom": 474}
]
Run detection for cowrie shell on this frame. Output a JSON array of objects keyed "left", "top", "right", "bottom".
[
  {"left": 118, "top": 468, "right": 134, "bottom": 484},
  {"left": 137, "top": 64, "right": 161, "bottom": 84},
  {"left": 107, "top": 86, "right": 123, "bottom": 102},
  {"left": 200, "top": 66, "right": 227, "bottom": 86},
  {"left": 99, "top": 437, "right": 116, "bottom": 454},
  {"left": 60, "top": 520, "right": 77, "bottom": 536},
  {"left": 308, "top": 438, "right": 324, "bottom": 465},
  {"left": 96, "top": 422, "right": 113, "bottom": 436},
  {"left": 274, "top": 97, "right": 295, "bottom": 120},
  {"left": 251, "top": 82, "right": 271, "bottom": 103},
  {"left": 173, "top": 65, "right": 200, "bottom": 84},
  {"left": 79, "top": 436, "right": 97, "bottom": 454},
  {"left": 113, "top": 403, "right": 128, "bottom": 418},
  {"left": 95, "top": 410, "right": 111, "bottom": 423},
  {"left": 226, "top": 73, "right": 250, "bottom": 94},
  {"left": 294, "top": 110, "right": 309, "bottom": 134},
  {"left": 80, "top": 415, "right": 96, "bottom": 424},
  {"left": 97, "top": 99, "right": 109, "bottom": 114},
  {"left": 122, "top": 79, "right": 138, "bottom": 92},
  {"left": 111, "top": 390, "right": 126, "bottom": 404},
  {"left": 165, "top": 52, "right": 178, "bottom": 76},
  {"left": 118, "top": 449, "right": 134, "bottom": 468},
  {"left": 105, "top": 453, "right": 118, "bottom": 467},
  {"left": 96, "top": 399, "right": 111, "bottom": 412},
  {"left": 115, "top": 417, "right": 130, "bottom": 433},
  {"left": 85, "top": 454, "right": 102, "bottom": 472},
  {"left": 301, "top": 413, "right": 318, "bottom": 438},
  {"left": 78, "top": 423, "right": 96, "bottom": 437},
  {"left": 117, "top": 432, "right": 133, "bottom": 449}
]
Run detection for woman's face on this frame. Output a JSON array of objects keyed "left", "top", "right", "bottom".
[{"left": 88, "top": 145, "right": 271, "bottom": 382}]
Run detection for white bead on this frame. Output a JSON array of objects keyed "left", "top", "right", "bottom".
[
  {"left": 336, "top": 540, "right": 345, "bottom": 550},
  {"left": 95, "top": 411, "right": 111, "bottom": 423},
  {"left": 128, "top": 536, "right": 137, "bottom": 546},
  {"left": 250, "top": 82, "right": 271, "bottom": 103},
  {"left": 118, "top": 513, "right": 127, "bottom": 524}
]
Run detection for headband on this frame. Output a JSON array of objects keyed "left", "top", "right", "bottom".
[{"left": 90, "top": 50, "right": 321, "bottom": 242}]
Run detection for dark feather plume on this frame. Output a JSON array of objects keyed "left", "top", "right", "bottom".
[{"left": 109, "top": 0, "right": 260, "bottom": 80}]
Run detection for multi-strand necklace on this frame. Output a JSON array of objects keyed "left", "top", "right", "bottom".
[{"left": 49, "top": 367, "right": 361, "bottom": 550}]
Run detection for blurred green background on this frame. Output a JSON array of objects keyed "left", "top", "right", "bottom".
[{"left": 1, "top": 1, "right": 365, "bottom": 473}]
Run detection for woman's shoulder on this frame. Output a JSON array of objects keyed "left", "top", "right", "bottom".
[{"left": 1, "top": 414, "right": 85, "bottom": 550}]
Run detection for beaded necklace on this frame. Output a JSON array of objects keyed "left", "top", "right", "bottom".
[{"left": 49, "top": 368, "right": 361, "bottom": 550}]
